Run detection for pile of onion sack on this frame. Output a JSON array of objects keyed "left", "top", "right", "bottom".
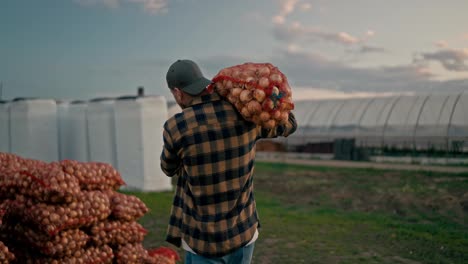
[
  {"left": 208, "top": 62, "right": 294, "bottom": 129},
  {"left": 0, "top": 152, "right": 180, "bottom": 264}
]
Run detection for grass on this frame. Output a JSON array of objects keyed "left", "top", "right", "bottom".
[{"left": 127, "top": 162, "right": 468, "bottom": 264}]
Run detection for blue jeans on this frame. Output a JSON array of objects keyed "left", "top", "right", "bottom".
[{"left": 184, "top": 243, "right": 255, "bottom": 264}]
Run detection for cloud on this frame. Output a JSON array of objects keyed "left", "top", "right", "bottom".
[
  {"left": 128, "top": 0, "right": 168, "bottom": 14},
  {"left": 272, "top": 0, "right": 299, "bottom": 25},
  {"left": 73, "top": 0, "right": 168, "bottom": 14},
  {"left": 267, "top": 48, "right": 466, "bottom": 94},
  {"left": 417, "top": 48, "right": 468, "bottom": 72},
  {"left": 273, "top": 22, "right": 360, "bottom": 46}
]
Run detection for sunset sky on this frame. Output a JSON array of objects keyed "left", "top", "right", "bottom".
[{"left": 1, "top": 0, "right": 468, "bottom": 102}]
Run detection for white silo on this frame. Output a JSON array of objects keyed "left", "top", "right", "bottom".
[
  {"left": 9, "top": 98, "right": 59, "bottom": 162},
  {"left": 58, "top": 100, "right": 89, "bottom": 162},
  {"left": 114, "top": 95, "right": 172, "bottom": 192},
  {"left": 86, "top": 98, "right": 117, "bottom": 167}
]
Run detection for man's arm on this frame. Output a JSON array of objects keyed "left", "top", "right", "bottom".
[
  {"left": 258, "top": 112, "right": 297, "bottom": 139},
  {"left": 160, "top": 125, "right": 182, "bottom": 177}
]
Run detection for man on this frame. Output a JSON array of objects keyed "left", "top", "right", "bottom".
[{"left": 161, "top": 59, "right": 297, "bottom": 264}]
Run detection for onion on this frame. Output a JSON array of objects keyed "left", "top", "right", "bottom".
[
  {"left": 270, "top": 73, "right": 283, "bottom": 84},
  {"left": 259, "top": 111, "right": 270, "bottom": 122},
  {"left": 253, "top": 89, "right": 266, "bottom": 102},
  {"left": 271, "top": 110, "right": 282, "bottom": 120},
  {"left": 231, "top": 87, "right": 243, "bottom": 97},
  {"left": 232, "top": 70, "right": 241, "bottom": 79},
  {"left": 240, "top": 90, "right": 253, "bottom": 103},
  {"left": 262, "top": 99, "right": 275, "bottom": 111},
  {"left": 279, "top": 112, "right": 289, "bottom": 124},
  {"left": 241, "top": 107, "right": 251, "bottom": 118},
  {"left": 258, "top": 77, "right": 270, "bottom": 88},
  {"left": 247, "top": 100, "right": 262, "bottom": 114},
  {"left": 258, "top": 66, "right": 270, "bottom": 77},
  {"left": 240, "top": 70, "right": 255, "bottom": 80},
  {"left": 263, "top": 119, "right": 277, "bottom": 129},
  {"left": 224, "top": 80, "right": 233, "bottom": 89},
  {"left": 227, "top": 94, "right": 238, "bottom": 104}
]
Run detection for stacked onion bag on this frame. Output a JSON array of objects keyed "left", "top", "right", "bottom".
[
  {"left": 0, "top": 152, "right": 180, "bottom": 264},
  {"left": 209, "top": 62, "right": 294, "bottom": 129}
]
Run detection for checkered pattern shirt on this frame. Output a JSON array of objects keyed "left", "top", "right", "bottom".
[{"left": 161, "top": 92, "right": 297, "bottom": 257}]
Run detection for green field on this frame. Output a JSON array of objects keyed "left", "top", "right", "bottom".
[{"left": 128, "top": 162, "right": 468, "bottom": 264}]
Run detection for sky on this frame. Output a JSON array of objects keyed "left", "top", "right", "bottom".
[{"left": 1, "top": 0, "right": 468, "bottom": 102}]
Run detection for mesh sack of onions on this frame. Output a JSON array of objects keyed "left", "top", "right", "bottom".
[
  {"left": 0, "top": 153, "right": 36, "bottom": 199},
  {"left": 108, "top": 191, "right": 149, "bottom": 222},
  {"left": 21, "top": 190, "right": 111, "bottom": 236},
  {"left": 114, "top": 243, "right": 150, "bottom": 264},
  {"left": 0, "top": 241, "right": 15, "bottom": 264},
  {"left": 146, "top": 247, "right": 180, "bottom": 264},
  {"left": 12, "top": 223, "right": 89, "bottom": 258},
  {"left": 208, "top": 62, "right": 294, "bottom": 129},
  {"left": 61, "top": 160, "right": 125, "bottom": 191},
  {"left": 88, "top": 220, "right": 147, "bottom": 246},
  {"left": 18, "top": 244, "right": 114, "bottom": 264},
  {"left": 24, "top": 162, "right": 81, "bottom": 204}
]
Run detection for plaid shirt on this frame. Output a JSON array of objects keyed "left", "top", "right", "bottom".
[{"left": 161, "top": 92, "right": 297, "bottom": 257}]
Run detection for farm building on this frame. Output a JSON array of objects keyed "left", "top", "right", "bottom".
[{"left": 264, "top": 92, "right": 468, "bottom": 164}]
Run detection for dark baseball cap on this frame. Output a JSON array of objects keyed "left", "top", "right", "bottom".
[{"left": 166, "top": 59, "right": 212, "bottom": 95}]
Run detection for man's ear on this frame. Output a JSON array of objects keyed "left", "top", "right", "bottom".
[{"left": 173, "top": 87, "right": 183, "bottom": 101}]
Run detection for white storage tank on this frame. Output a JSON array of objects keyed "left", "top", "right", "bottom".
[
  {"left": 114, "top": 95, "right": 171, "bottom": 192},
  {"left": 86, "top": 98, "right": 117, "bottom": 167},
  {"left": 9, "top": 98, "right": 59, "bottom": 162},
  {"left": 58, "top": 100, "right": 89, "bottom": 162},
  {"left": 0, "top": 101, "right": 10, "bottom": 152}
]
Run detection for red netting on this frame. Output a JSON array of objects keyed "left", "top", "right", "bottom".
[
  {"left": 61, "top": 160, "right": 126, "bottom": 191},
  {"left": 12, "top": 223, "right": 89, "bottom": 258},
  {"left": 147, "top": 247, "right": 180, "bottom": 264},
  {"left": 108, "top": 191, "right": 149, "bottom": 221},
  {"left": 15, "top": 245, "right": 114, "bottom": 264},
  {"left": 19, "top": 191, "right": 110, "bottom": 236},
  {"left": 208, "top": 62, "right": 294, "bottom": 129},
  {"left": 89, "top": 220, "right": 147, "bottom": 246},
  {"left": 0, "top": 153, "right": 81, "bottom": 203},
  {"left": 114, "top": 243, "right": 150, "bottom": 264}
]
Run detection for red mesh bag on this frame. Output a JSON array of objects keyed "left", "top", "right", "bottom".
[
  {"left": 1, "top": 155, "right": 81, "bottom": 204},
  {"left": 21, "top": 191, "right": 111, "bottom": 236},
  {"left": 17, "top": 245, "right": 113, "bottom": 264},
  {"left": 61, "top": 160, "right": 125, "bottom": 191},
  {"left": 89, "top": 220, "right": 147, "bottom": 246},
  {"left": 114, "top": 243, "right": 149, "bottom": 264},
  {"left": 13, "top": 223, "right": 89, "bottom": 257},
  {"left": 208, "top": 62, "right": 294, "bottom": 129},
  {"left": 146, "top": 247, "right": 180, "bottom": 264},
  {"left": 0, "top": 241, "right": 15, "bottom": 264},
  {"left": 0, "top": 153, "right": 34, "bottom": 199},
  {"left": 108, "top": 191, "right": 149, "bottom": 221}
]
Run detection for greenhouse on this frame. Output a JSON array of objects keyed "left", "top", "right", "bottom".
[{"left": 282, "top": 92, "right": 468, "bottom": 157}]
